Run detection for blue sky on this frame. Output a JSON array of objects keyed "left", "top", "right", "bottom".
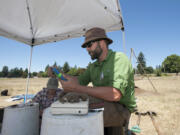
[{"left": 0, "top": 0, "right": 180, "bottom": 72}]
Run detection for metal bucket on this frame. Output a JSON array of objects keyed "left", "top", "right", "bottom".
[{"left": 2, "top": 103, "right": 39, "bottom": 135}]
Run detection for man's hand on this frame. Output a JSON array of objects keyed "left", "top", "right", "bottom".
[
  {"left": 59, "top": 74, "right": 80, "bottom": 92},
  {"left": 60, "top": 74, "right": 122, "bottom": 102}
]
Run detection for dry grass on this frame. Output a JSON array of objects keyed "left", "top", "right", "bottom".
[
  {"left": 0, "top": 76, "right": 180, "bottom": 135},
  {"left": 131, "top": 76, "right": 180, "bottom": 135},
  {"left": 0, "top": 78, "right": 49, "bottom": 107}
]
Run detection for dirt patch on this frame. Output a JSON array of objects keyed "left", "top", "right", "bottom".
[
  {"left": 129, "top": 76, "right": 180, "bottom": 135},
  {"left": 135, "top": 86, "right": 161, "bottom": 96}
]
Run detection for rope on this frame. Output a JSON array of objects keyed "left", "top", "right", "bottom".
[
  {"left": 131, "top": 48, "right": 158, "bottom": 93},
  {"left": 134, "top": 111, "right": 162, "bottom": 135}
]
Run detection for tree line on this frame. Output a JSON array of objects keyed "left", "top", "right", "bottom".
[
  {"left": 136, "top": 52, "right": 180, "bottom": 76},
  {"left": 0, "top": 53, "right": 180, "bottom": 78},
  {"left": 0, "top": 62, "right": 86, "bottom": 78}
]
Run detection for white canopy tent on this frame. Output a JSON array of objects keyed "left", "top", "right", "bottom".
[
  {"left": 0, "top": 0, "right": 124, "bottom": 102},
  {"left": 0, "top": 0, "right": 124, "bottom": 45}
]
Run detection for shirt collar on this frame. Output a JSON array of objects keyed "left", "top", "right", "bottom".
[{"left": 94, "top": 49, "right": 113, "bottom": 66}]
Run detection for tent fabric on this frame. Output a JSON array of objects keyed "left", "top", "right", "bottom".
[{"left": 0, "top": 0, "right": 123, "bottom": 46}]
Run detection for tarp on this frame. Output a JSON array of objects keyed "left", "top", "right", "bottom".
[{"left": 0, "top": 0, "right": 124, "bottom": 46}]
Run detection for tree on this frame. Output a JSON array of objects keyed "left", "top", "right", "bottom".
[
  {"left": 137, "top": 52, "right": 146, "bottom": 74},
  {"left": 62, "top": 62, "right": 70, "bottom": 73},
  {"left": 22, "top": 68, "right": 28, "bottom": 78},
  {"left": 19, "top": 68, "right": 24, "bottom": 77},
  {"left": 45, "top": 64, "right": 50, "bottom": 72},
  {"left": 77, "top": 68, "right": 86, "bottom": 75},
  {"left": 155, "top": 65, "right": 162, "bottom": 76},
  {"left": 0, "top": 72, "right": 3, "bottom": 77},
  {"left": 32, "top": 72, "right": 38, "bottom": 77},
  {"left": 53, "top": 62, "right": 57, "bottom": 68},
  {"left": 57, "top": 65, "right": 62, "bottom": 72},
  {"left": 162, "top": 54, "right": 180, "bottom": 73},
  {"left": 37, "top": 71, "right": 44, "bottom": 77},
  {"left": 67, "top": 67, "right": 78, "bottom": 76},
  {"left": 145, "top": 66, "right": 154, "bottom": 74},
  {"left": 2, "top": 66, "right": 8, "bottom": 77},
  {"left": 8, "top": 67, "right": 21, "bottom": 77},
  {"left": 37, "top": 71, "right": 47, "bottom": 77}
]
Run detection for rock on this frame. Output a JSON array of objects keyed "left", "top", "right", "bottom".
[
  {"left": 59, "top": 92, "right": 88, "bottom": 103},
  {"left": 1, "top": 89, "right": 8, "bottom": 96}
]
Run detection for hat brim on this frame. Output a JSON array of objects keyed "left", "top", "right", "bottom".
[{"left": 81, "top": 37, "right": 113, "bottom": 48}]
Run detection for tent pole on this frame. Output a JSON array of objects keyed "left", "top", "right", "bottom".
[
  {"left": 24, "top": 45, "right": 33, "bottom": 103},
  {"left": 116, "top": 0, "right": 126, "bottom": 54},
  {"left": 130, "top": 48, "right": 133, "bottom": 62},
  {"left": 122, "top": 31, "right": 126, "bottom": 54}
]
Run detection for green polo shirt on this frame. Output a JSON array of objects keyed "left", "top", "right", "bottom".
[{"left": 78, "top": 49, "right": 137, "bottom": 112}]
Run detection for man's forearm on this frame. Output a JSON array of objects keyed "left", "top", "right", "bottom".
[
  {"left": 75, "top": 85, "right": 122, "bottom": 102},
  {"left": 60, "top": 75, "right": 122, "bottom": 101}
]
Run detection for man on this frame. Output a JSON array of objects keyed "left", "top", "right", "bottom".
[
  {"left": 32, "top": 77, "right": 62, "bottom": 117},
  {"left": 59, "top": 27, "right": 137, "bottom": 134}
]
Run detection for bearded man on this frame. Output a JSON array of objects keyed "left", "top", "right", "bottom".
[{"left": 54, "top": 27, "right": 137, "bottom": 135}]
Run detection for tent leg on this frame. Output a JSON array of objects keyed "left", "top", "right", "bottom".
[
  {"left": 122, "top": 31, "right": 126, "bottom": 54},
  {"left": 130, "top": 48, "right": 133, "bottom": 62},
  {"left": 24, "top": 45, "right": 33, "bottom": 103}
]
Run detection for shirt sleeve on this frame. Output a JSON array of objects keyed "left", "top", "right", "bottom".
[
  {"left": 78, "top": 65, "right": 91, "bottom": 86},
  {"left": 32, "top": 90, "right": 43, "bottom": 103},
  {"left": 112, "top": 53, "right": 133, "bottom": 96}
]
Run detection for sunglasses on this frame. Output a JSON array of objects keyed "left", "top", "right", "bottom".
[{"left": 86, "top": 40, "right": 100, "bottom": 48}]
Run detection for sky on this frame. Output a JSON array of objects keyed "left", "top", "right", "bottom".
[{"left": 0, "top": 0, "right": 180, "bottom": 72}]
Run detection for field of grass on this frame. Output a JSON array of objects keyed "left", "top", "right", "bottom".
[
  {"left": 0, "top": 76, "right": 180, "bottom": 135},
  {"left": 131, "top": 76, "right": 180, "bottom": 135}
]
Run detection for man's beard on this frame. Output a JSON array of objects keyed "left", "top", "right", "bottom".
[{"left": 88, "top": 44, "right": 103, "bottom": 60}]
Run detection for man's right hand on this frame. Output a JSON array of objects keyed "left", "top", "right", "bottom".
[{"left": 59, "top": 74, "right": 80, "bottom": 92}]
